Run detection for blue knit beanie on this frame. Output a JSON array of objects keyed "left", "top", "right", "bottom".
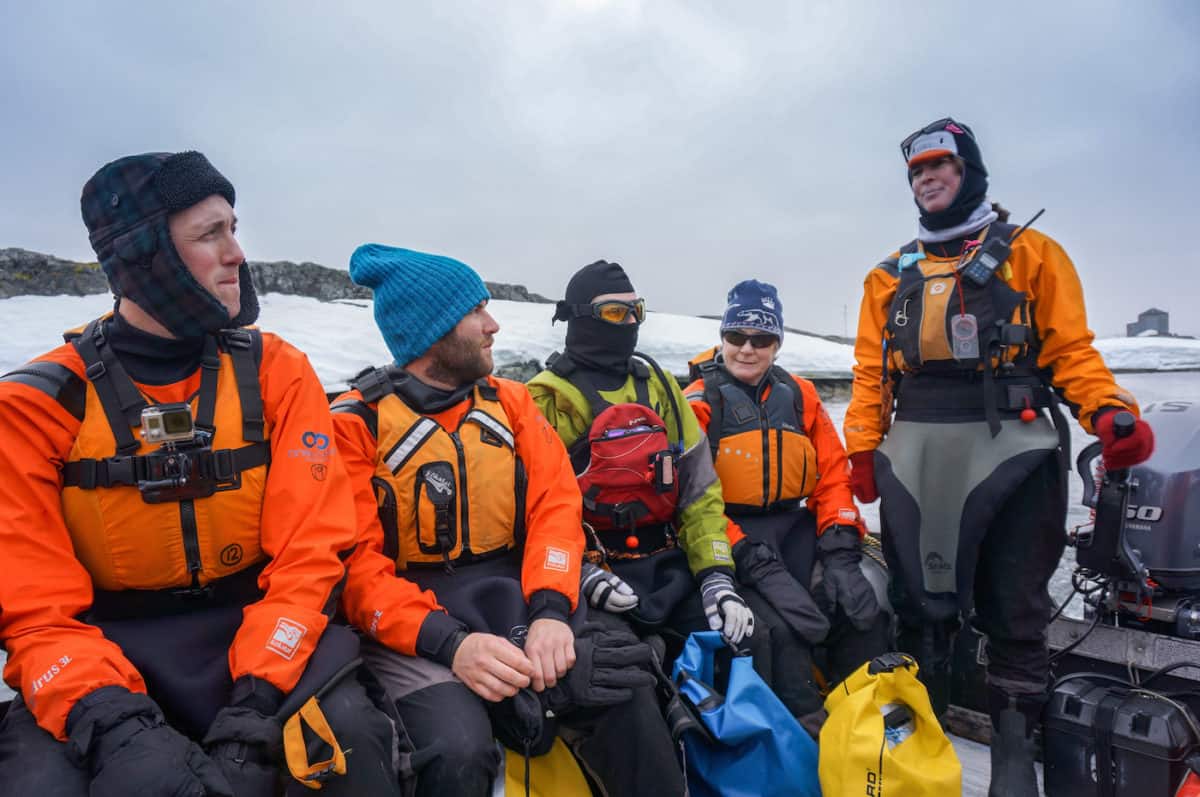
[
  {"left": 349, "top": 244, "right": 491, "bottom": 366},
  {"left": 720, "top": 279, "right": 784, "bottom": 340}
]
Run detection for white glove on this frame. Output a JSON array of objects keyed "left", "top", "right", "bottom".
[
  {"left": 580, "top": 562, "right": 640, "bottom": 613},
  {"left": 700, "top": 571, "right": 754, "bottom": 646}
]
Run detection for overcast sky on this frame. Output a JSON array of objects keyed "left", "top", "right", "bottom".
[{"left": 3, "top": 1, "right": 1197, "bottom": 338}]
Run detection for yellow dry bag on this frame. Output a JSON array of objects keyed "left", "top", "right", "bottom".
[
  {"left": 493, "top": 737, "right": 592, "bottom": 797},
  {"left": 820, "top": 652, "right": 961, "bottom": 796}
]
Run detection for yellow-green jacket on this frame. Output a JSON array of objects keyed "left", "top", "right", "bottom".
[{"left": 526, "top": 365, "right": 735, "bottom": 577}]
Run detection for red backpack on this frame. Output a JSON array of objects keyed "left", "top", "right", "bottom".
[
  {"left": 578, "top": 402, "right": 679, "bottom": 532},
  {"left": 546, "top": 352, "right": 686, "bottom": 541}
]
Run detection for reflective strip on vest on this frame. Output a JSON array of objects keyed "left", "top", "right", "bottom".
[
  {"left": 385, "top": 418, "right": 439, "bottom": 475},
  {"left": 466, "top": 408, "right": 514, "bottom": 448}
]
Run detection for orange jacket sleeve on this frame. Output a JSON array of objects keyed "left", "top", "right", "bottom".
[
  {"left": 1021, "top": 230, "right": 1138, "bottom": 431},
  {"left": 227, "top": 335, "right": 362, "bottom": 695},
  {"left": 0, "top": 348, "right": 147, "bottom": 740},
  {"left": 330, "top": 389, "right": 450, "bottom": 658},
  {"left": 792, "top": 376, "right": 861, "bottom": 534},
  {"left": 497, "top": 379, "right": 584, "bottom": 609},
  {"left": 844, "top": 265, "right": 899, "bottom": 456}
]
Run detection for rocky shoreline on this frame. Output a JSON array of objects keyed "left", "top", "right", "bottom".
[{"left": 0, "top": 247, "right": 552, "bottom": 305}]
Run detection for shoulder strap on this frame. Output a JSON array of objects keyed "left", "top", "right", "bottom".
[
  {"left": 71, "top": 318, "right": 146, "bottom": 456},
  {"left": 546, "top": 351, "right": 574, "bottom": 378},
  {"left": 696, "top": 359, "right": 726, "bottom": 461},
  {"left": 0, "top": 361, "right": 86, "bottom": 422},
  {"left": 633, "top": 352, "right": 685, "bottom": 451},
  {"left": 351, "top": 366, "right": 394, "bottom": 405},
  {"left": 191, "top": 336, "right": 222, "bottom": 436},
  {"left": 330, "top": 398, "right": 378, "bottom": 440},
  {"left": 218, "top": 328, "right": 265, "bottom": 442},
  {"left": 768, "top": 366, "right": 804, "bottom": 429},
  {"left": 875, "top": 239, "right": 920, "bottom": 278}
]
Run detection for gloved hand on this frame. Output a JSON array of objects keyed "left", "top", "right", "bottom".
[
  {"left": 700, "top": 570, "right": 755, "bottom": 646},
  {"left": 66, "top": 686, "right": 233, "bottom": 797},
  {"left": 816, "top": 525, "right": 881, "bottom": 631},
  {"left": 544, "top": 621, "right": 657, "bottom": 713},
  {"left": 202, "top": 677, "right": 285, "bottom": 797},
  {"left": 1094, "top": 408, "right": 1155, "bottom": 470},
  {"left": 733, "top": 539, "right": 829, "bottom": 644},
  {"left": 580, "top": 561, "right": 640, "bottom": 613},
  {"left": 849, "top": 451, "right": 878, "bottom": 503}
]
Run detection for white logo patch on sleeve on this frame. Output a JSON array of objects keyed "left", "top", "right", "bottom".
[
  {"left": 712, "top": 540, "right": 732, "bottom": 562},
  {"left": 266, "top": 617, "right": 308, "bottom": 661},
  {"left": 545, "top": 547, "right": 570, "bottom": 573},
  {"left": 839, "top": 508, "right": 859, "bottom": 524}
]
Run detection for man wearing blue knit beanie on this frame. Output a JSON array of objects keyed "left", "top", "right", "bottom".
[{"left": 333, "top": 246, "right": 683, "bottom": 796}]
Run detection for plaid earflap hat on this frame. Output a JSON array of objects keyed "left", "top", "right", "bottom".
[{"left": 81, "top": 151, "right": 258, "bottom": 338}]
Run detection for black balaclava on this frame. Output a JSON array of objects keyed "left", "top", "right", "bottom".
[
  {"left": 905, "top": 120, "right": 989, "bottom": 232},
  {"left": 81, "top": 151, "right": 259, "bottom": 340},
  {"left": 553, "top": 260, "right": 640, "bottom": 374}
]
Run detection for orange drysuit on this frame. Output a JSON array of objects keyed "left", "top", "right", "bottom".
[
  {"left": 844, "top": 227, "right": 1138, "bottom": 455},
  {"left": 332, "top": 375, "right": 583, "bottom": 659},
  {"left": 0, "top": 326, "right": 358, "bottom": 740}
]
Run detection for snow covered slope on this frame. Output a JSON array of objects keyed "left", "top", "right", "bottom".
[{"left": 2, "top": 292, "right": 1198, "bottom": 389}]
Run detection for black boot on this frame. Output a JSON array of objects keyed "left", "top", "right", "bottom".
[{"left": 987, "top": 687, "right": 1043, "bottom": 797}]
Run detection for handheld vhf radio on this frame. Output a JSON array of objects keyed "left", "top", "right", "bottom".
[{"left": 961, "top": 208, "right": 1045, "bottom": 286}]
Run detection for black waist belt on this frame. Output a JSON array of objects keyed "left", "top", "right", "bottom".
[
  {"left": 63, "top": 442, "right": 270, "bottom": 490},
  {"left": 88, "top": 560, "right": 267, "bottom": 621},
  {"left": 726, "top": 498, "right": 802, "bottom": 517},
  {"left": 402, "top": 544, "right": 515, "bottom": 571},
  {"left": 596, "top": 523, "right": 677, "bottom": 560},
  {"left": 895, "top": 376, "right": 1053, "bottom": 421}
]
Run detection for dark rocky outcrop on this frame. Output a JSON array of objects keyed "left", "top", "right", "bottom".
[
  {"left": 0, "top": 248, "right": 107, "bottom": 297},
  {"left": 1, "top": 247, "right": 552, "bottom": 304}
]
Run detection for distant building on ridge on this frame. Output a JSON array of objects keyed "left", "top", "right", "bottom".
[{"left": 1127, "top": 308, "right": 1169, "bottom": 337}]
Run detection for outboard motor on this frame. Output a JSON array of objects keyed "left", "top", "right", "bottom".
[{"left": 1073, "top": 400, "right": 1200, "bottom": 637}]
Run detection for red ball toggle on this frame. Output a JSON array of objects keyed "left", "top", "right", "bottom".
[
  {"left": 625, "top": 535, "right": 639, "bottom": 550},
  {"left": 1020, "top": 407, "right": 1037, "bottom": 423}
]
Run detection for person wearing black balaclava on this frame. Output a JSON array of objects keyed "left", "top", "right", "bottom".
[
  {"left": 529, "top": 262, "right": 834, "bottom": 730},
  {"left": 845, "top": 119, "right": 1154, "bottom": 796},
  {"left": 0, "top": 152, "right": 401, "bottom": 797},
  {"left": 555, "top": 259, "right": 642, "bottom": 380}
]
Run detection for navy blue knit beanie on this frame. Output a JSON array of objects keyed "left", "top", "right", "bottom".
[
  {"left": 81, "top": 151, "right": 259, "bottom": 339},
  {"left": 349, "top": 244, "right": 491, "bottom": 366},
  {"left": 720, "top": 280, "right": 783, "bottom": 340}
]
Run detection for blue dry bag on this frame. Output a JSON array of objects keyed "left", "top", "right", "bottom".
[{"left": 672, "top": 631, "right": 821, "bottom": 797}]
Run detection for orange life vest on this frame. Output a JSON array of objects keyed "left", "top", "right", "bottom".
[
  {"left": 692, "top": 357, "right": 817, "bottom": 513},
  {"left": 361, "top": 374, "right": 525, "bottom": 571},
  {"left": 59, "top": 320, "right": 271, "bottom": 592}
]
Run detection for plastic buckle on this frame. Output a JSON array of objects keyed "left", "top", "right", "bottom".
[
  {"left": 170, "top": 584, "right": 215, "bottom": 601},
  {"left": 84, "top": 361, "right": 107, "bottom": 380},
  {"left": 223, "top": 330, "right": 253, "bottom": 349},
  {"left": 212, "top": 449, "right": 236, "bottom": 483}
]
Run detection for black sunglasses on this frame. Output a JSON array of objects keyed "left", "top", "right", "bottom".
[
  {"left": 900, "top": 117, "right": 974, "bottom": 161},
  {"left": 723, "top": 331, "right": 778, "bottom": 349}
]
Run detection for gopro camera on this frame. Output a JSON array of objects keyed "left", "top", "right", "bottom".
[{"left": 141, "top": 403, "right": 196, "bottom": 445}]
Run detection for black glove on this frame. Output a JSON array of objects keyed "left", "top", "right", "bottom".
[
  {"left": 66, "top": 686, "right": 233, "bottom": 797},
  {"left": 544, "top": 622, "right": 657, "bottom": 713},
  {"left": 733, "top": 539, "right": 830, "bottom": 644},
  {"left": 202, "top": 677, "right": 285, "bottom": 797},
  {"left": 816, "top": 525, "right": 881, "bottom": 631}
]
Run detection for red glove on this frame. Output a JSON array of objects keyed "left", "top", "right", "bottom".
[
  {"left": 849, "top": 451, "right": 878, "bottom": 503},
  {"left": 1095, "top": 408, "right": 1155, "bottom": 470}
]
